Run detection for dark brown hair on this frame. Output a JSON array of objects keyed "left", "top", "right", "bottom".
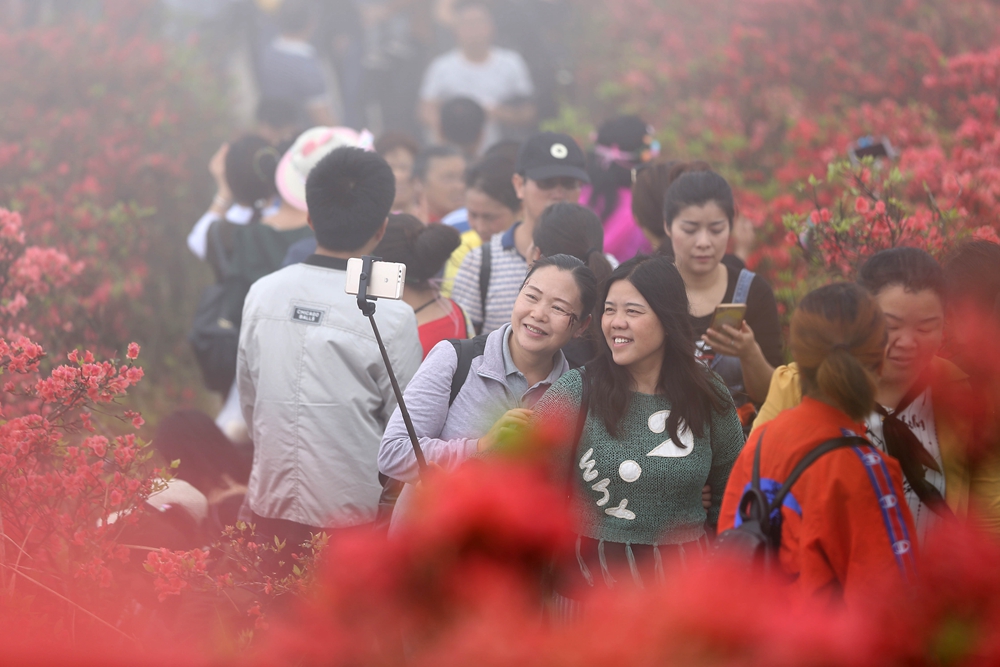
[
  {"left": 465, "top": 153, "right": 520, "bottom": 211},
  {"left": 631, "top": 160, "right": 677, "bottom": 246},
  {"left": 374, "top": 130, "right": 419, "bottom": 160},
  {"left": 791, "top": 283, "right": 886, "bottom": 421},
  {"left": 533, "top": 203, "right": 613, "bottom": 286},
  {"left": 374, "top": 214, "right": 461, "bottom": 287}
]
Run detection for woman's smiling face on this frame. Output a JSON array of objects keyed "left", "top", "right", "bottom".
[
  {"left": 601, "top": 278, "right": 666, "bottom": 373},
  {"left": 510, "top": 266, "right": 586, "bottom": 356}
]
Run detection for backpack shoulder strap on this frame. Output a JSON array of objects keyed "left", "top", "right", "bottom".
[
  {"left": 448, "top": 333, "right": 489, "bottom": 406},
  {"left": 768, "top": 435, "right": 870, "bottom": 513},
  {"left": 478, "top": 242, "right": 492, "bottom": 325},
  {"left": 732, "top": 268, "right": 756, "bottom": 305}
]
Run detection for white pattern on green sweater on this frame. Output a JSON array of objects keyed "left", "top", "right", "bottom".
[{"left": 534, "top": 369, "right": 746, "bottom": 546}]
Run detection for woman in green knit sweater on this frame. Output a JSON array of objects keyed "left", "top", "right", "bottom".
[{"left": 533, "top": 255, "right": 745, "bottom": 593}]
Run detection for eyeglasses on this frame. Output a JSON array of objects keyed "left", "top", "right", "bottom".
[{"left": 533, "top": 176, "right": 581, "bottom": 191}]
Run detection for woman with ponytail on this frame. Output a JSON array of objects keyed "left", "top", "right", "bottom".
[
  {"left": 719, "top": 283, "right": 917, "bottom": 605},
  {"left": 533, "top": 255, "right": 743, "bottom": 594},
  {"left": 374, "top": 213, "right": 474, "bottom": 357},
  {"left": 192, "top": 133, "right": 314, "bottom": 440}
]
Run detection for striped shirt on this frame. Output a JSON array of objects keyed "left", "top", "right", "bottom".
[{"left": 451, "top": 222, "right": 528, "bottom": 334}]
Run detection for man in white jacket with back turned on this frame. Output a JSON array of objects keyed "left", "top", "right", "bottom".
[{"left": 237, "top": 147, "right": 422, "bottom": 548}]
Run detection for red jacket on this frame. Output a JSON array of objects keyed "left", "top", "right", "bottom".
[{"left": 719, "top": 397, "right": 917, "bottom": 605}]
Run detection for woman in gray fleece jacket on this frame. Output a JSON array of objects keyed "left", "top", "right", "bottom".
[{"left": 378, "top": 255, "right": 598, "bottom": 529}]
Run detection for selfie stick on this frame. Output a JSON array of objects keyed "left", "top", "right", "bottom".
[{"left": 355, "top": 255, "right": 428, "bottom": 477}]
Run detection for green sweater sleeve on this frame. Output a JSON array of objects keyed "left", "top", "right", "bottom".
[
  {"left": 705, "top": 375, "right": 746, "bottom": 527},
  {"left": 531, "top": 369, "right": 584, "bottom": 484}
]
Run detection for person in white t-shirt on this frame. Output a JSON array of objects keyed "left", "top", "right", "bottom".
[{"left": 418, "top": 0, "right": 535, "bottom": 149}]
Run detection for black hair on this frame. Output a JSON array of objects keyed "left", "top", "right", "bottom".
[
  {"left": 521, "top": 254, "right": 598, "bottom": 322},
  {"left": 255, "top": 97, "right": 300, "bottom": 130},
  {"left": 943, "top": 240, "right": 1000, "bottom": 313},
  {"left": 587, "top": 255, "right": 730, "bottom": 440},
  {"left": 857, "top": 247, "right": 946, "bottom": 304},
  {"left": 374, "top": 213, "right": 461, "bottom": 287},
  {"left": 152, "top": 410, "right": 251, "bottom": 494},
  {"left": 374, "top": 130, "right": 420, "bottom": 159},
  {"left": 534, "top": 203, "right": 613, "bottom": 286},
  {"left": 440, "top": 97, "right": 486, "bottom": 146},
  {"left": 413, "top": 145, "right": 464, "bottom": 182},
  {"left": 225, "top": 133, "right": 280, "bottom": 207},
  {"left": 305, "top": 147, "right": 395, "bottom": 252},
  {"left": 587, "top": 115, "right": 650, "bottom": 222},
  {"left": 276, "top": 0, "right": 312, "bottom": 34},
  {"left": 631, "top": 160, "right": 678, "bottom": 247},
  {"left": 663, "top": 164, "right": 735, "bottom": 231},
  {"left": 465, "top": 153, "right": 520, "bottom": 211},
  {"left": 483, "top": 139, "right": 522, "bottom": 163}
]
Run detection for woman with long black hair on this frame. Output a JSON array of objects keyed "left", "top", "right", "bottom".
[{"left": 533, "top": 255, "right": 744, "bottom": 593}]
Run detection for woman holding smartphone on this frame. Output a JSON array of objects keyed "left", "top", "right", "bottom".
[
  {"left": 662, "top": 165, "right": 782, "bottom": 410},
  {"left": 378, "top": 255, "right": 597, "bottom": 530},
  {"left": 533, "top": 255, "right": 743, "bottom": 593}
]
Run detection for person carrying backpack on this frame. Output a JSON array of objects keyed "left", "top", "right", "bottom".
[
  {"left": 718, "top": 283, "right": 917, "bottom": 606},
  {"left": 378, "top": 255, "right": 597, "bottom": 532},
  {"left": 450, "top": 132, "right": 590, "bottom": 335},
  {"left": 189, "top": 134, "right": 312, "bottom": 440}
]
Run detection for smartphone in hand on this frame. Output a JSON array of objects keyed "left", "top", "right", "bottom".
[{"left": 709, "top": 303, "right": 747, "bottom": 332}]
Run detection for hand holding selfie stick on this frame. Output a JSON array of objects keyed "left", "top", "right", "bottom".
[{"left": 355, "top": 255, "right": 429, "bottom": 478}]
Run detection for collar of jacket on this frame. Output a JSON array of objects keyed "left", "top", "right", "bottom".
[
  {"left": 476, "top": 324, "right": 514, "bottom": 385},
  {"left": 303, "top": 254, "right": 349, "bottom": 271},
  {"left": 475, "top": 323, "right": 568, "bottom": 388}
]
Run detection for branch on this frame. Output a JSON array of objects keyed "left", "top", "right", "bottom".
[{"left": 0, "top": 562, "right": 138, "bottom": 644}]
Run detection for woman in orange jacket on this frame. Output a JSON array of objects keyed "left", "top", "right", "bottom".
[
  {"left": 751, "top": 248, "right": 1000, "bottom": 535},
  {"left": 720, "top": 283, "right": 917, "bottom": 606}
]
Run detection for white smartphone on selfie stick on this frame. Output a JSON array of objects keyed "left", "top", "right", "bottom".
[
  {"left": 345, "top": 257, "right": 407, "bottom": 300},
  {"left": 346, "top": 255, "right": 427, "bottom": 488}
]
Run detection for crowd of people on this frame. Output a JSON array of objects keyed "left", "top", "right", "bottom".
[{"left": 139, "top": 0, "right": 1000, "bottom": 612}]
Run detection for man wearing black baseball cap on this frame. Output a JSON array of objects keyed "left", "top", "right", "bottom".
[{"left": 451, "top": 132, "right": 589, "bottom": 334}]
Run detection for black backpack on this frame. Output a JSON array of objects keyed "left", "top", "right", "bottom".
[
  {"left": 713, "top": 430, "right": 870, "bottom": 568},
  {"left": 188, "top": 219, "right": 252, "bottom": 394}
]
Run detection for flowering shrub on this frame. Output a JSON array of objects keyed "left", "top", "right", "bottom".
[
  {"left": 0, "top": 206, "right": 161, "bottom": 643},
  {"left": 564, "top": 0, "right": 1000, "bottom": 314},
  {"left": 782, "top": 160, "right": 964, "bottom": 278},
  {"left": 144, "top": 523, "right": 328, "bottom": 647},
  {"left": 0, "top": 2, "right": 227, "bottom": 402}
]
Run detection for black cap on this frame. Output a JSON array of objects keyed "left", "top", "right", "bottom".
[{"left": 515, "top": 132, "right": 590, "bottom": 183}]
